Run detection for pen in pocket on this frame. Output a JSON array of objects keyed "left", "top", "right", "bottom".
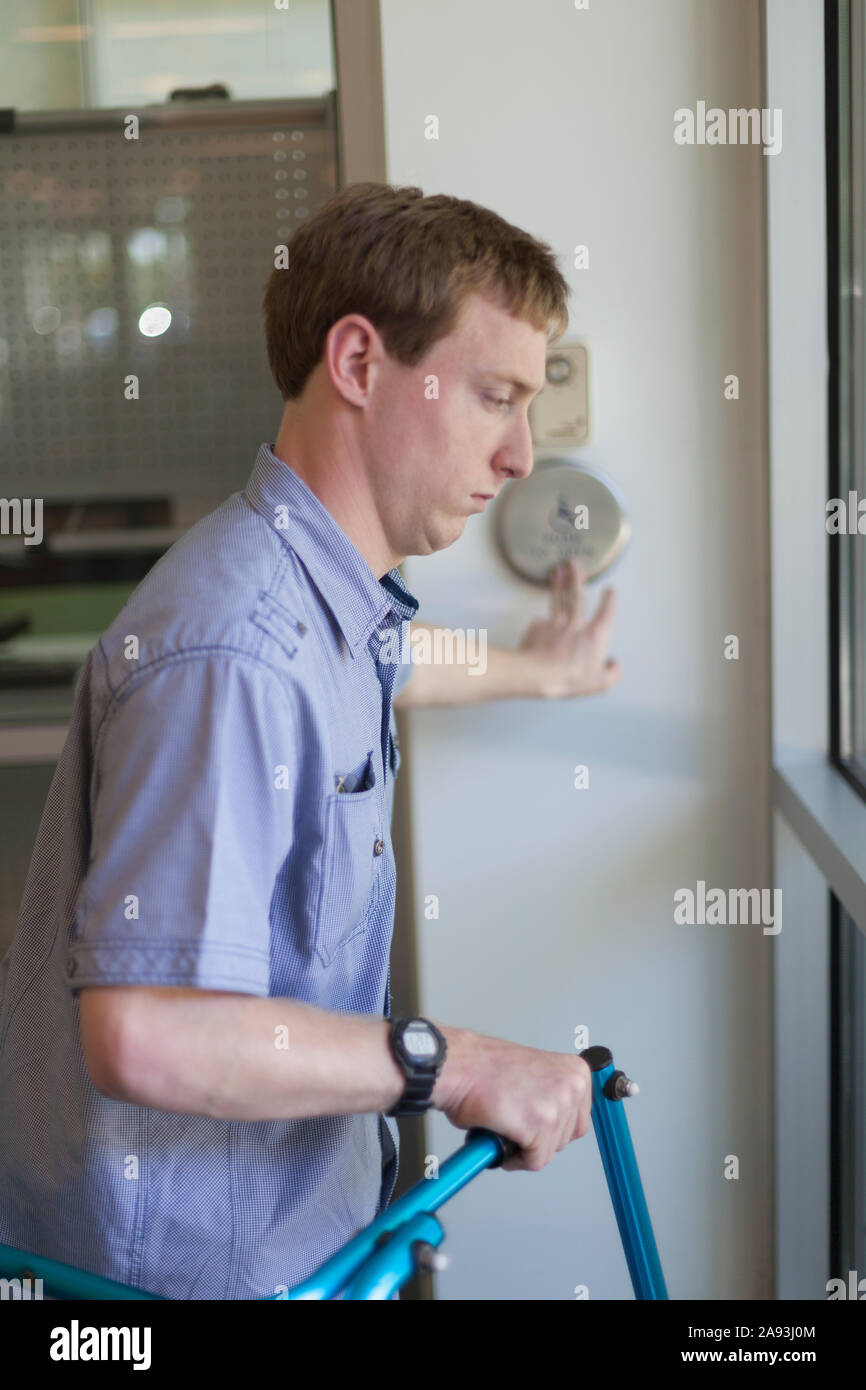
[{"left": 334, "top": 751, "right": 374, "bottom": 793}]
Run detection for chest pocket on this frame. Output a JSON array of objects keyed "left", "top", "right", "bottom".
[{"left": 314, "top": 752, "right": 383, "bottom": 966}]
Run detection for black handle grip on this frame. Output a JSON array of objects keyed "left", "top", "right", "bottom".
[{"left": 466, "top": 1127, "right": 520, "bottom": 1167}]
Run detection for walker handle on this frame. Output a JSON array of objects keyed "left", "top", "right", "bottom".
[{"left": 465, "top": 1127, "right": 520, "bottom": 1166}]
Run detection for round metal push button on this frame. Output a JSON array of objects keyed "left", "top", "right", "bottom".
[{"left": 373, "top": 838, "right": 384, "bottom": 856}]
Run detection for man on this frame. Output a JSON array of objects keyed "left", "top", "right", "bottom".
[{"left": 0, "top": 183, "right": 620, "bottom": 1300}]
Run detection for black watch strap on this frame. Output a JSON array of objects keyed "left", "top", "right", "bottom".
[
  {"left": 389, "top": 1070, "right": 436, "bottom": 1117},
  {"left": 386, "top": 1017, "right": 447, "bottom": 1118}
]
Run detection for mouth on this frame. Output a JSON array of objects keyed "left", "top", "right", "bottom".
[{"left": 470, "top": 494, "right": 495, "bottom": 510}]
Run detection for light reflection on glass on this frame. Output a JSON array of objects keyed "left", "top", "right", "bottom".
[
  {"left": 85, "top": 307, "right": 119, "bottom": 340},
  {"left": 32, "top": 306, "right": 61, "bottom": 334},
  {"left": 154, "top": 195, "right": 190, "bottom": 224},
  {"left": 138, "top": 304, "right": 172, "bottom": 337},
  {"left": 56, "top": 323, "right": 83, "bottom": 355},
  {"left": 127, "top": 228, "right": 168, "bottom": 266},
  {"left": 78, "top": 231, "right": 112, "bottom": 270}
]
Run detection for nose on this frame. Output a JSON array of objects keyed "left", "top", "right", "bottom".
[{"left": 497, "top": 417, "right": 535, "bottom": 484}]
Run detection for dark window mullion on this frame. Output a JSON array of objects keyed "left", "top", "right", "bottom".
[{"left": 849, "top": 0, "right": 865, "bottom": 766}]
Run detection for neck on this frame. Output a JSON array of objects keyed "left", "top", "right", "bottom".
[{"left": 271, "top": 398, "right": 400, "bottom": 579}]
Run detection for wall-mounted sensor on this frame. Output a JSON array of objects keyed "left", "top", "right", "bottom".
[
  {"left": 529, "top": 343, "right": 590, "bottom": 447},
  {"left": 494, "top": 457, "right": 630, "bottom": 584}
]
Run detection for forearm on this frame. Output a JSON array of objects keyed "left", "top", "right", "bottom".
[
  {"left": 393, "top": 623, "right": 548, "bottom": 708},
  {"left": 115, "top": 991, "right": 469, "bottom": 1122}
]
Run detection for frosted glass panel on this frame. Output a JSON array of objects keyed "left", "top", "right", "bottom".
[
  {"left": 0, "top": 93, "right": 338, "bottom": 729},
  {"left": 0, "top": 98, "right": 338, "bottom": 523}
]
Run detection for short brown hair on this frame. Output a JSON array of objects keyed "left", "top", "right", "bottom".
[{"left": 262, "top": 182, "right": 570, "bottom": 401}]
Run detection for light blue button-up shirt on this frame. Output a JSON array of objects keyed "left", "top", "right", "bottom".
[{"left": 0, "top": 443, "right": 419, "bottom": 1299}]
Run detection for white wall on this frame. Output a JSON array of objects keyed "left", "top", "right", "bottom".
[{"left": 380, "top": 0, "right": 772, "bottom": 1299}]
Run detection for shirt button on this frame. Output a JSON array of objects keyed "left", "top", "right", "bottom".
[{"left": 373, "top": 838, "right": 384, "bottom": 856}]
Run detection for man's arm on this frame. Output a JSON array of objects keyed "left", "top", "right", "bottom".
[
  {"left": 80, "top": 986, "right": 409, "bottom": 1120},
  {"left": 393, "top": 558, "right": 621, "bottom": 709},
  {"left": 79, "top": 985, "right": 593, "bottom": 1174}
]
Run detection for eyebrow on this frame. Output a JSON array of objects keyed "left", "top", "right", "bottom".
[{"left": 479, "top": 372, "right": 546, "bottom": 398}]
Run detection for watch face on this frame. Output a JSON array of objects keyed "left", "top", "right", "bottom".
[{"left": 404, "top": 1023, "right": 438, "bottom": 1059}]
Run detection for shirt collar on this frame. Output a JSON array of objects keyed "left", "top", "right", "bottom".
[{"left": 244, "top": 443, "right": 419, "bottom": 654}]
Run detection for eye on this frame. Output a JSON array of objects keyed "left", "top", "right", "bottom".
[{"left": 485, "top": 394, "right": 513, "bottom": 410}]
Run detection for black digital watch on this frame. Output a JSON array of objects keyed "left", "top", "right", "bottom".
[{"left": 386, "top": 1017, "right": 448, "bottom": 1117}]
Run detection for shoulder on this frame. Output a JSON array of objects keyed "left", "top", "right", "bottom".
[{"left": 97, "top": 493, "right": 316, "bottom": 699}]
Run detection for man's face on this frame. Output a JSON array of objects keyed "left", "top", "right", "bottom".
[{"left": 363, "top": 292, "right": 549, "bottom": 559}]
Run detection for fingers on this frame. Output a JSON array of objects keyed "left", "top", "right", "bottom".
[
  {"left": 549, "top": 560, "right": 568, "bottom": 625},
  {"left": 554, "top": 563, "right": 621, "bottom": 693},
  {"left": 571, "top": 559, "right": 586, "bottom": 629},
  {"left": 500, "top": 1070, "right": 594, "bottom": 1171},
  {"left": 550, "top": 559, "right": 619, "bottom": 636},
  {"left": 587, "top": 587, "right": 620, "bottom": 685},
  {"left": 589, "top": 584, "right": 616, "bottom": 635},
  {"left": 550, "top": 557, "right": 586, "bottom": 629}
]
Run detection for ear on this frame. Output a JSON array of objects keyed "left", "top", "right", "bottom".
[{"left": 324, "top": 314, "right": 380, "bottom": 408}]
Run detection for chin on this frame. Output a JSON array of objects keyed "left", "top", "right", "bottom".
[
  {"left": 436, "top": 522, "right": 467, "bottom": 553},
  {"left": 408, "top": 514, "right": 467, "bottom": 557}
]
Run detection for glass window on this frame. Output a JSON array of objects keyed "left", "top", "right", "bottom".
[
  {"left": 0, "top": 0, "right": 334, "bottom": 113},
  {"left": 829, "top": 0, "right": 866, "bottom": 1287},
  {"left": 831, "top": 898, "right": 866, "bottom": 1281}
]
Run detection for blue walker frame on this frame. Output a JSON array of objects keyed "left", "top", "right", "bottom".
[{"left": 0, "top": 1044, "right": 667, "bottom": 1301}]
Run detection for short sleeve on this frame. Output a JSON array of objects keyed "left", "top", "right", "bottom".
[{"left": 66, "top": 655, "right": 297, "bottom": 995}]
